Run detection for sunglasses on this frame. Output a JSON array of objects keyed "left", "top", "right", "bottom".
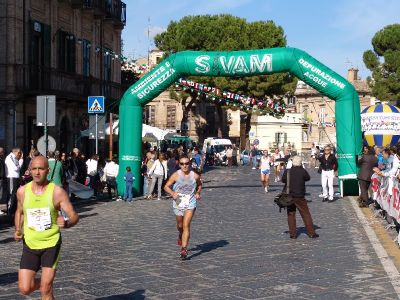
[{"left": 179, "top": 162, "right": 190, "bottom": 166}]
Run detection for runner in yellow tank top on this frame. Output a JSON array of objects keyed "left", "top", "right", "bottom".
[{"left": 14, "top": 156, "right": 79, "bottom": 300}]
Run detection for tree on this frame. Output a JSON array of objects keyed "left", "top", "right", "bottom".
[
  {"left": 363, "top": 24, "right": 400, "bottom": 104},
  {"left": 155, "top": 14, "right": 296, "bottom": 140}
]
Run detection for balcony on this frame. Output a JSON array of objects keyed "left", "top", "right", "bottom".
[
  {"left": 70, "top": 0, "right": 106, "bottom": 17},
  {"left": 105, "top": 0, "right": 126, "bottom": 29},
  {"left": 0, "top": 64, "right": 122, "bottom": 102}
]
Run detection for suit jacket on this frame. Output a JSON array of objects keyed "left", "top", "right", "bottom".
[{"left": 357, "top": 154, "right": 378, "bottom": 181}]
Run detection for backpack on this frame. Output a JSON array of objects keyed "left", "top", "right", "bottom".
[{"left": 274, "top": 170, "right": 294, "bottom": 212}]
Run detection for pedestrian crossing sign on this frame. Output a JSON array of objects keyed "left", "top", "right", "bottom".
[{"left": 88, "top": 96, "right": 105, "bottom": 113}]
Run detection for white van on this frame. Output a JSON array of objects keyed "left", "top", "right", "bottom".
[{"left": 202, "top": 137, "right": 233, "bottom": 156}]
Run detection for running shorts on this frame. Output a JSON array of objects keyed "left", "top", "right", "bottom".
[
  {"left": 20, "top": 239, "right": 62, "bottom": 271},
  {"left": 261, "top": 169, "right": 270, "bottom": 175}
]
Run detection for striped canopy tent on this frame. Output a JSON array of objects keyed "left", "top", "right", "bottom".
[{"left": 361, "top": 102, "right": 400, "bottom": 147}]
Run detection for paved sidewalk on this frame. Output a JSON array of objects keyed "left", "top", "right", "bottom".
[{"left": 0, "top": 166, "right": 398, "bottom": 299}]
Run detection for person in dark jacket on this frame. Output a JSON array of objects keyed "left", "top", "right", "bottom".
[
  {"left": 282, "top": 156, "right": 318, "bottom": 239},
  {"left": 318, "top": 145, "right": 338, "bottom": 202},
  {"left": 357, "top": 145, "right": 378, "bottom": 207}
]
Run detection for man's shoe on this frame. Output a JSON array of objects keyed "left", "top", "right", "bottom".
[
  {"left": 180, "top": 247, "right": 188, "bottom": 259},
  {"left": 308, "top": 234, "right": 319, "bottom": 239},
  {"left": 328, "top": 198, "right": 334, "bottom": 203},
  {"left": 322, "top": 198, "right": 328, "bottom": 202}
]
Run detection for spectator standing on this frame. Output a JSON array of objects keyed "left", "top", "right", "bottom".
[
  {"left": 5, "top": 147, "right": 23, "bottom": 215},
  {"left": 86, "top": 154, "right": 99, "bottom": 193},
  {"left": 282, "top": 156, "right": 318, "bottom": 239},
  {"left": 226, "top": 146, "right": 233, "bottom": 167},
  {"left": 357, "top": 145, "right": 378, "bottom": 207},
  {"left": 250, "top": 146, "right": 258, "bottom": 169},
  {"left": 232, "top": 145, "right": 238, "bottom": 166},
  {"left": 147, "top": 153, "right": 168, "bottom": 200},
  {"left": 47, "top": 151, "right": 63, "bottom": 187},
  {"left": 103, "top": 157, "right": 119, "bottom": 200},
  {"left": 318, "top": 145, "right": 338, "bottom": 202},
  {"left": 0, "top": 148, "right": 5, "bottom": 215}
]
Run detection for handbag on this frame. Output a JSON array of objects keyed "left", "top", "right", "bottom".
[{"left": 274, "top": 169, "right": 294, "bottom": 212}]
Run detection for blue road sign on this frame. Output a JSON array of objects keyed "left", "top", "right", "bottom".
[{"left": 88, "top": 96, "right": 105, "bottom": 113}]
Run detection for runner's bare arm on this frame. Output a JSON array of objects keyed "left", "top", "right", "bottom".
[
  {"left": 14, "top": 186, "right": 25, "bottom": 241},
  {"left": 53, "top": 186, "right": 79, "bottom": 228},
  {"left": 164, "top": 172, "right": 178, "bottom": 199},
  {"left": 195, "top": 173, "right": 202, "bottom": 200}
]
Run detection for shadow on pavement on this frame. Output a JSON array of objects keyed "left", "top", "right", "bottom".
[
  {"left": 96, "top": 289, "right": 146, "bottom": 300},
  {"left": 187, "top": 240, "right": 229, "bottom": 260},
  {"left": 0, "top": 272, "right": 18, "bottom": 286},
  {"left": 284, "top": 225, "right": 322, "bottom": 238},
  {"left": 0, "top": 237, "right": 15, "bottom": 244},
  {"left": 78, "top": 213, "right": 99, "bottom": 220}
]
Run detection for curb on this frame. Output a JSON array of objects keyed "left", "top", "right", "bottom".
[{"left": 350, "top": 196, "right": 400, "bottom": 298}]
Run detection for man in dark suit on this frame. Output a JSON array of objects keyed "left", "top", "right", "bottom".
[{"left": 357, "top": 146, "right": 378, "bottom": 207}]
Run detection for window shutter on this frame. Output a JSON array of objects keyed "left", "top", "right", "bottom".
[
  {"left": 42, "top": 24, "right": 51, "bottom": 67},
  {"left": 275, "top": 132, "right": 279, "bottom": 144},
  {"left": 284, "top": 133, "right": 287, "bottom": 143}
]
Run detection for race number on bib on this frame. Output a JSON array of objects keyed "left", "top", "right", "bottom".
[
  {"left": 27, "top": 208, "right": 52, "bottom": 231},
  {"left": 175, "top": 193, "right": 191, "bottom": 209}
]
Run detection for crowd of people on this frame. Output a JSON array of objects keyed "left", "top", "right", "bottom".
[{"left": 0, "top": 146, "right": 125, "bottom": 217}]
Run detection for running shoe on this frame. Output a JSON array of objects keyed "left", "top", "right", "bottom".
[
  {"left": 180, "top": 247, "right": 188, "bottom": 259},
  {"left": 264, "top": 186, "right": 268, "bottom": 193}
]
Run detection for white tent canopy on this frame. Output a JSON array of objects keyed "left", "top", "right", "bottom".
[{"left": 104, "top": 120, "right": 174, "bottom": 140}]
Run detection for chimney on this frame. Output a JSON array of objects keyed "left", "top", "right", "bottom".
[{"left": 347, "top": 68, "right": 358, "bottom": 82}]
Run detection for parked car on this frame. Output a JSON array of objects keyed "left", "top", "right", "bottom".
[{"left": 240, "top": 150, "right": 263, "bottom": 165}]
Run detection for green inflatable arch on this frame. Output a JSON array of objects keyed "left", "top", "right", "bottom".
[{"left": 118, "top": 47, "right": 362, "bottom": 196}]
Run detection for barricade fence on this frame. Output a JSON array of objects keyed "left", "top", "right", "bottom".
[{"left": 371, "top": 173, "right": 400, "bottom": 223}]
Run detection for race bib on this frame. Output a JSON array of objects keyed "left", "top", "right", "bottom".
[
  {"left": 175, "top": 193, "right": 191, "bottom": 209},
  {"left": 27, "top": 208, "right": 52, "bottom": 231}
]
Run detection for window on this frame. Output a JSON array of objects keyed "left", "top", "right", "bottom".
[
  {"left": 58, "top": 31, "right": 76, "bottom": 72},
  {"left": 288, "top": 96, "right": 296, "bottom": 105},
  {"left": 82, "top": 40, "right": 91, "bottom": 77},
  {"left": 275, "top": 132, "right": 287, "bottom": 146},
  {"left": 144, "top": 105, "right": 155, "bottom": 126},
  {"left": 302, "top": 105, "right": 309, "bottom": 120},
  {"left": 319, "top": 105, "right": 326, "bottom": 124},
  {"left": 166, "top": 105, "right": 176, "bottom": 129},
  {"left": 319, "top": 129, "right": 328, "bottom": 143}
]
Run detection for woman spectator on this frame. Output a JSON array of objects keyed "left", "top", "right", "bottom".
[
  {"left": 357, "top": 145, "right": 378, "bottom": 207},
  {"left": 282, "top": 156, "right": 318, "bottom": 239},
  {"left": 147, "top": 153, "right": 168, "bottom": 200}
]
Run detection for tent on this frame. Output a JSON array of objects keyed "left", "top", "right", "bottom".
[{"left": 81, "top": 120, "right": 175, "bottom": 141}]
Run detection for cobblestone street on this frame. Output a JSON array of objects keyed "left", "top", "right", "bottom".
[{"left": 0, "top": 166, "right": 399, "bottom": 299}]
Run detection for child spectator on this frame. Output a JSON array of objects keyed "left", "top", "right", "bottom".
[{"left": 124, "top": 166, "right": 135, "bottom": 203}]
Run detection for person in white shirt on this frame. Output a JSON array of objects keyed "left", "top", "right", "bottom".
[
  {"left": 147, "top": 153, "right": 168, "bottom": 200},
  {"left": 103, "top": 158, "right": 119, "bottom": 200},
  {"left": 5, "top": 147, "right": 23, "bottom": 215},
  {"left": 86, "top": 154, "right": 99, "bottom": 193}
]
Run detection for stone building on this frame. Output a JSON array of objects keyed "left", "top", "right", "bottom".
[
  {"left": 0, "top": 0, "right": 126, "bottom": 155},
  {"left": 294, "top": 68, "right": 372, "bottom": 152}
]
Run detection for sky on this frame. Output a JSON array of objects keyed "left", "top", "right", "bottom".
[{"left": 122, "top": 0, "right": 400, "bottom": 79}]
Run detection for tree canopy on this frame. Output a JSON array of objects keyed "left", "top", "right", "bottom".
[
  {"left": 363, "top": 24, "right": 400, "bottom": 103},
  {"left": 154, "top": 14, "right": 296, "bottom": 98}
]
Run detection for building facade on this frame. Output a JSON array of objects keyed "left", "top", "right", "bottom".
[
  {"left": 0, "top": 0, "right": 126, "bottom": 155},
  {"left": 294, "top": 68, "right": 372, "bottom": 151}
]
